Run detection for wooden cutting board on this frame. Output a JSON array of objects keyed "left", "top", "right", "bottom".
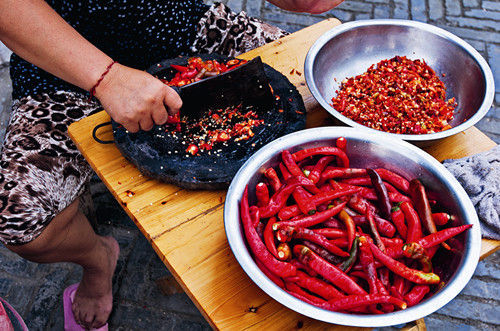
[{"left": 69, "top": 18, "right": 498, "bottom": 330}]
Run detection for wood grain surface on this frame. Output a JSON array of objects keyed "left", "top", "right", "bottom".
[{"left": 69, "top": 18, "right": 498, "bottom": 330}]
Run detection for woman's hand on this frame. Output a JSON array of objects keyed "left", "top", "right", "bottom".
[
  {"left": 95, "top": 63, "right": 182, "bottom": 133},
  {"left": 266, "top": 0, "right": 344, "bottom": 14}
]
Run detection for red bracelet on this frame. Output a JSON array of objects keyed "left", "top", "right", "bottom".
[{"left": 89, "top": 60, "right": 117, "bottom": 101}]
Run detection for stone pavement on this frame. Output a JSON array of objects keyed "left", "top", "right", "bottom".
[{"left": 0, "top": 1, "right": 499, "bottom": 330}]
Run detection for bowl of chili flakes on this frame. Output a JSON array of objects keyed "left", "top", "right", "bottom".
[{"left": 304, "top": 20, "right": 494, "bottom": 145}]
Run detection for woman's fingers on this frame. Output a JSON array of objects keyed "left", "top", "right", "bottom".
[
  {"left": 139, "top": 116, "right": 155, "bottom": 131},
  {"left": 163, "top": 85, "right": 182, "bottom": 116}
]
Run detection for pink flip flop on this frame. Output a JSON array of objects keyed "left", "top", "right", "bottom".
[{"left": 63, "top": 283, "right": 109, "bottom": 331}]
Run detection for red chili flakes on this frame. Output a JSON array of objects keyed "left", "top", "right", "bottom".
[
  {"left": 331, "top": 56, "right": 456, "bottom": 134},
  {"left": 290, "top": 68, "right": 296, "bottom": 75},
  {"left": 169, "top": 104, "right": 264, "bottom": 156},
  {"left": 186, "top": 144, "right": 199, "bottom": 155}
]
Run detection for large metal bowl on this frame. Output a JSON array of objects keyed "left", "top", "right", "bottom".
[
  {"left": 224, "top": 127, "right": 481, "bottom": 327},
  {"left": 304, "top": 20, "right": 495, "bottom": 145}
]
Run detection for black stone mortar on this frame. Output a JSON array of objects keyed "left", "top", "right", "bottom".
[{"left": 112, "top": 54, "right": 306, "bottom": 190}]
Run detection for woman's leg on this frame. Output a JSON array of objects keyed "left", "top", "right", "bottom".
[
  {"left": 0, "top": 91, "right": 117, "bottom": 329},
  {"left": 7, "top": 199, "right": 119, "bottom": 329}
]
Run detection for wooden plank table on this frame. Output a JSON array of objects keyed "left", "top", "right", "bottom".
[{"left": 68, "top": 19, "right": 499, "bottom": 330}]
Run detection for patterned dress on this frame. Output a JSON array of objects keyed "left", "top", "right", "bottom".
[{"left": 0, "top": 1, "right": 287, "bottom": 245}]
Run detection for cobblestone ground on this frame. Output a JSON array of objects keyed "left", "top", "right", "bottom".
[{"left": 0, "top": 1, "right": 499, "bottom": 330}]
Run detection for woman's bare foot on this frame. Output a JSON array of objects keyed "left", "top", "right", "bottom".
[{"left": 72, "top": 236, "right": 120, "bottom": 329}]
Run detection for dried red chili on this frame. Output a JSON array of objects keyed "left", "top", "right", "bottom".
[{"left": 331, "top": 56, "right": 456, "bottom": 134}]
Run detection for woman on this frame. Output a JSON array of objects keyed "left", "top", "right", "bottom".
[{"left": 0, "top": 1, "right": 343, "bottom": 329}]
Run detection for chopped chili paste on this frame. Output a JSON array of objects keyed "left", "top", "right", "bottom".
[
  {"left": 331, "top": 56, "right": 456, "bottom": 134},
  {"left": 167, "top": 104, "right": 264, "bottom": 156}
]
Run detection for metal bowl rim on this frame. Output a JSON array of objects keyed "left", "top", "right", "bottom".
[
  {"left": 223, "top": 127, "right": 481, "bottom": 327},
  {"left": 304, "top": 19, "right": 495, "bottom": 142}
]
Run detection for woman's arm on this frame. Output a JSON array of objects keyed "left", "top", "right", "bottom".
[
  {"left": 266, "top": 0, "right": 344, "bottom": 14},
  {"left": 0, "top": 0, "right": 180, "bottom": 132}
]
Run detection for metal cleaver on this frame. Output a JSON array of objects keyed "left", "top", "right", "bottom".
[{"left": 170, "top": 56, "right": 275, "bottom": 117}]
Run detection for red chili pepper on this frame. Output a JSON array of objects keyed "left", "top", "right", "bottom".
[
  {"left": 277, "top": 201, "right": 346, "bottom": 228},
  {"left": 277, "top": 188, "right": 360, "bottom": 221},
  {"left": 284, "top": 282, "right": 326, "bottom": 304},
  {"left": 277, "top": 242, "right": 292, "bottom": 261},
  {"left": 320, "top": 294, "right": 407, "bottom": 312},
  {"left": 180, "top": 68, "right": 198, "bottom": 79},
  {"left": 249, "top": 206, "right": 260, "bottom": 228},
  {"left": 286, "top": 175, "right": 320, "bottom": 195},
  {"left": 312, "top": 228, "right": 346, "bottom": 239},
  {"left": 366, "top": 207, "right": 386, "bottom": 252},
  {"left": 289, "top": 259, "right": 319, "bottom": 277},
  {"left": 308, "top": 156, "right": 335, "bottom": 184},
  {"left": 165, "top": 112, "right": 180, "bottom": 124},
  {"left": 284, "top": 282, "right": 327, "bottom": 306},
  {"left": 279, "top": 162, "right": 292, "bottom": 181},
  {"left": 400, "top": 201, "right": 423, "bottom": 243},
  {"left": 351, "top": 215, "right": 396, "bottom": 238},
  {"left": 337, "top": 182, "right": 410, "bottom": 203},
  {"left": 415, "top": 224, "right": 472, "bottom": 249},
  {"left": 368, "top": 242, "right": 440, "bottom": 284},
  {"left": 264, "top": 168, "right": 281, "bottom": 192},
  {"left": 367, "top": 169, "right": 392, "bottom": 221},
  {"left": 409, "top": 179, "right": 450, "bottom": 251},
  {"left": 348, "top": 194, "right": 378, "bottom": 216},
  {"left": 338, "top": 209, "right": 356, "bottom": 250},
  {"left": 336, "top": 137, "right": 347, "bottom": 151},
  {"left": 282, "top": 150, "right": 304, "bottom": 177},
  {"left": 278, "top": 225, "right": 349, "bottom": 257},
  {"left": 285, "top": 271, "right": 344, "bottom": 300},
  {"left": 255, "top": 221, "right": 265, "bottom": 239},
  {"left": 402, "top": 242, "right": 433, "bottom": 272},
  {"left": 170, "top": 64, "right": 188, "bottom": 72},
  {"left": 330, "top": 237, "right": 348, "bottom": 248},
  {"left": 358, "top": 236, "right": 380, "bottom": 294},
  {"left": 391, "top": 204, "right": 408, "bottom": 240},
  {"left": 255, "top": 182, "right": 270, "bottom": 207},
  {"left": 394, "top": 275, "right": 406, "bottom": 297},
  {"left": 322, "top": 218, "right": 344, "bottom": 229},
  {"left": 259, "top": 184, "right": 298, "bottom": 219},
  {"left": 380, "top": 237, "right": 403, "bottom": 246},
  {"left": 302, "top": 240, "right": 343, "bottom": 265},
  {"left": 292, "top": 186, "right": 316, "bottom": 215},
  {"left": 341, "top": 177, "right": 399, "bottom": 193},
  {"left": 339, "top": 236, "right": 359, "bottom": 273},
  {"left": 320, "top": 167, "right": 367, "bottom": 182},
  {"left": 241, "top": 186, "right": 296, "bottom": 278},
  {"left": 375, "top": 168, "right": 410, "bottom": 194},
  {"left": 264, "top": 217, "right": 279, "bottom": 258},
  {"left": 388, "top": 285, "right": 405, "bottom": 301},
  {"left": 433, "top": 212, "right": 453, "bottom": 226},
  {"left": 404, "top": 285, "right": 430, "bottom": 307},
  {"left": 255, "top": 259, "right": 285, "bottom": 288},
  {"left": 292, "top": 147, "right": 350, "bottom": 168},
  {"left": 294, "top": 245, "right": 366, "bottom": 295}
]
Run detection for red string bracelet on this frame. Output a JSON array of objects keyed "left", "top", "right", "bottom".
[{"left": 88, "top": 60, "right": 117, "bottom": 101}]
